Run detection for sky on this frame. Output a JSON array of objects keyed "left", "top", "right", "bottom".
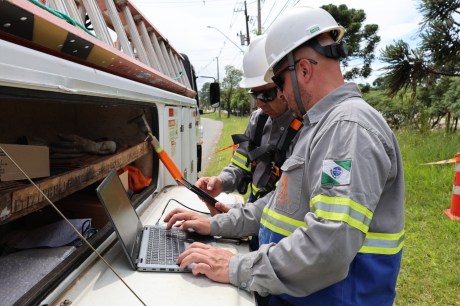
[{"left": 130, "top": 0, "right": 424, "bottom": 90}]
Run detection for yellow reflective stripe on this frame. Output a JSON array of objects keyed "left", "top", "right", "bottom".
[
  {"left": 260, "top": 207, "right": 307, "bottom": 236},
  {"left": 231, "top": 151, "right": 250, "bottom": 171},
  {"left": 260, "top": 218, "right": 293, "bottom": 237},
  {"left": 310, "top": 195, "right": 373, "bottom": 233},
  {"left": 359, "top": 230, "right": 405, "bottom": 255}
]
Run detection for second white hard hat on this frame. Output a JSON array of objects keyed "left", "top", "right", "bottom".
[
  {"left": 264, "top": 6, "right": 345, "bottom": 81},
  {"left": 239, "top": 34, "right": 269, "bottom": 89}
]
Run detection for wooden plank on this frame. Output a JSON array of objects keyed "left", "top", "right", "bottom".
[{"left": 0, "top": 142, "right": 151, "bottom": 225}]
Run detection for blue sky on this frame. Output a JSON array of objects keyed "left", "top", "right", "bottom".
[{"left": 131, "top": 0, "right": 424, "bottom": 89}]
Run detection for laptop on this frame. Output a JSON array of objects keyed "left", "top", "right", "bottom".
[{"left": 96, "top": 169, "right": 214, "bottom": 272}]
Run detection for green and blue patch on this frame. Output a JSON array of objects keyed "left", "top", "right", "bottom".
[{"left": 321, "top": 159, "right": 352, "bottom": 185}]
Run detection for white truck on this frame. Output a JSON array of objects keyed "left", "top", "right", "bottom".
[{"left": 0, "top": 1, "right": 250, "bottom": 305}]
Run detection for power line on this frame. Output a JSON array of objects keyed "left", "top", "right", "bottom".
[{"left": 264, "top": 0, "right": 294, "bottom": 31}]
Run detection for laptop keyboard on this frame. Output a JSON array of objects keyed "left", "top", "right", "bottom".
[{"left": 146, "top": 227, "right": 186, "bottom": 265}]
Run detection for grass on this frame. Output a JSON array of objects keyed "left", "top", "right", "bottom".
[
  {"left": 200, "top": 113, "right": 460, "bottom": 305},
  {"left": 201, "top": 112, "right": 250, "bottom": 177}
]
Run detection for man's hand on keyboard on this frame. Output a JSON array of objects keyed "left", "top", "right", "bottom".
[
  {"left": 177, "top": 242, "right": 233, "bottom": 283},
  {"left": 164, "top": 208, "right": 211, "bottom": 235}
]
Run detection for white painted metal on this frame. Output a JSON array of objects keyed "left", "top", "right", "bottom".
[
  {"left": 0, "top": 40, "right": 193, "bottom": 107},
  {"left": 162, "top": 106, "right": 182, "bottom": 186}
]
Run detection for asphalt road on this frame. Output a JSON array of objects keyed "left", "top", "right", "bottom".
[{"left": 200, "top": 117, "right": 223, "bottom": 172}]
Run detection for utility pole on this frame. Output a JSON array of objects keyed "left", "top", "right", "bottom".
[
  {"left": 235, "top": 1, "right": 250, "bottom": 46},
  {"left": 257, "top": 0, "right": 261, "bottom": 35},
  {"left": 244, "top": 1, "right": 250, "bottom": 45},
  {"left": 216, "top": 56, "right": 220, "bottom": 82},
  {"left": 216, "top": 56, "right": 221, "bottom": 119}
]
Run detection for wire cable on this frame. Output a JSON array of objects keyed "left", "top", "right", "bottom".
[{"left": 154, "top": 198, "right": 210, "bottom": 226}]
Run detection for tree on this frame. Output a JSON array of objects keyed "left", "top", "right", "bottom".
[
  {"left": 376, "top": 0, "right": 460, "bottom": 132},
  {"left": 221, "top": 65, "right": 243, "bottom": 118},
  {"left": 199, "top": 82, "right": 211, "bottom": 110},
  {"left": 380, "top": 0, "right": 460, "bottom": 96},
  {"left": 231, "top": 87, "right": 251, "bottom": 116},
  {"left": 419, "top": 0, "right": 460, "bottom": 66},
  {"left": 322, "top": 4, "right": 380, "bottom": 80}
]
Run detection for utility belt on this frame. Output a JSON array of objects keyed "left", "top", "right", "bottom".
[
  {"left": 235, "top": 156, "right": 282, "bottom": 199},
  {"left": 233, "top": 118, "right": 303, "bottom": 200}
]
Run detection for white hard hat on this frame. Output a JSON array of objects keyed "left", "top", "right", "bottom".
[
  {"left": 239, "top": 34, "right": 270, "bottom": 88},
  {"left": 264, "top": 6, "right": 345, "bottom": 81}
]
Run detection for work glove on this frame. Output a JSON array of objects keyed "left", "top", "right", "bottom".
[{"left": 50, "top": 134, "right": 117, "bottom": 156}]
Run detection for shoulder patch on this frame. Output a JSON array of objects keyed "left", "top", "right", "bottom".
[{"left": 321, "top": 159, "right": 352, "bottom": 185}]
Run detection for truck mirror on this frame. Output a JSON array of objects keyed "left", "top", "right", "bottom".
[{"left": 209, "top": 82, "right": 220, "bottom": 108}]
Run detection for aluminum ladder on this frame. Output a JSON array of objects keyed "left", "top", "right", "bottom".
[{"left": 42, "top": 0, "right": 193, "bottom": 91}]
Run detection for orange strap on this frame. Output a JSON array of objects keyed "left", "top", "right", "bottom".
[
  {"left": 211, "top": 143, "right": 238, "bottom": 155},
  {"left": 290, "top": 118, "right": 303, "bottom": 131}
]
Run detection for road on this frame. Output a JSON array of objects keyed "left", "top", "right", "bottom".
[{"left": 200, "top": 117, "right": 223, "bottom": 172}]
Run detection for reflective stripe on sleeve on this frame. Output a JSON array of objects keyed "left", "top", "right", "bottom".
[
  {"left": 261, "top": 205, "right": 404, "bottom": 255},
  {"left": 310, "top": 195, "right": 373, "bottom": 233},
  {"left": 231, "top": 151, "right": 250, "bottom": 172},
  {"left": 260, "top": 207, "right": 307, "bottom": 236},
  {"left": 359, "top": 230, "right": 405, "bottom": 255}
]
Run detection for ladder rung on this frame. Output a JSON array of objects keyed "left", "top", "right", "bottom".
[
  {"left": 119, "top": 2, "right": 150, "bottom": 66},
  {"left": 149, "top": 30, "right": 170, "bottom": 76},
  {"left": 103, "top": 0, "right": 134, "bottom": 57},
  {"left": 160, "top": 40, "right": 177, "bottom": 80},
  {"left": 39, "top": 0, "right": 196, "bottom": 94},
  {"left": 81, "top": 0, "right": 113, "bottom": 46},
  {"left": 136, "top": 16, "right": 161, "bottom": 72}
]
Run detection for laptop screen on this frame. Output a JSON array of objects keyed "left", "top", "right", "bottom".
[{"left": 96, "top": 170, "right": 143, "bottom": 269}]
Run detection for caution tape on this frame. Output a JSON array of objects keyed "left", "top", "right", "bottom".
[
  {"left": 421, "top": 157, "right": 457, "bottom": 165},
  {"left": 211, "top": 144, "right": 238, "bottom": 155}
]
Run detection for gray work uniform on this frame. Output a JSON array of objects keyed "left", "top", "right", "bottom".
[{"left": 209, "top": 83, "right": 405, "bottom": 304}]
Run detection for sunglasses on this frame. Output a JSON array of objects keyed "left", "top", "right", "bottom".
[
  {"left": 248, "top": 87, "right": 278, "bottom": 103},
  {"left": 271, "top": 58, "right": 318, "bottom": 91}
]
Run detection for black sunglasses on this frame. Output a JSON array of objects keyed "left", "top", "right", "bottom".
[
  {"left": 271, "top": 58, "right": 318, "bottom": 91},
  {"left": 248, "top": 87, "right": 278, "bottom": 103}
]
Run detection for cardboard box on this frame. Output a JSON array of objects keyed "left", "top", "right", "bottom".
[
  {"left": 119, "top": 170, "right": 129, "bottom": 191},
  {"left": 0, "top": 144, "right": 50, "bottom": 181}
]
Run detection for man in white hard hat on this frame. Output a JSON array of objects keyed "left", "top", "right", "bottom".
[
  {"left": 196, "top": 34, "right": 301, "bottom": 214},
  {"left": 166, "top": 6, "right": 404, "bottom": 306}
]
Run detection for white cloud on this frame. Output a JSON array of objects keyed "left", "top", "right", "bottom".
[{"left": 131, "top": 0, "right": 424, "bottom": 88}]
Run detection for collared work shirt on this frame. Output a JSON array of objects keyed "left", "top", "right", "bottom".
[{"left": 211, "top": 82, "right": 405, "bottom": 305}]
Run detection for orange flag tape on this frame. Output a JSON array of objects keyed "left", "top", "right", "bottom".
[{"left": 421, "top": 157, "right": 457, "bottom": 165}]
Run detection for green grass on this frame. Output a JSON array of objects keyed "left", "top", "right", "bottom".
[
  {"left": 201, "top": 112, "right": 250, "bottom": 177},
  {"left": 394, "top": 130, "right": 460, "bottom": 306},
  {"left": 201, "top": 113, "right": 460, "bottom": 305}
]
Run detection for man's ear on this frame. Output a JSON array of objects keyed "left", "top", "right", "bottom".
[{"left": 298, "top": 59, "right": 312, "bottom": 80}]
